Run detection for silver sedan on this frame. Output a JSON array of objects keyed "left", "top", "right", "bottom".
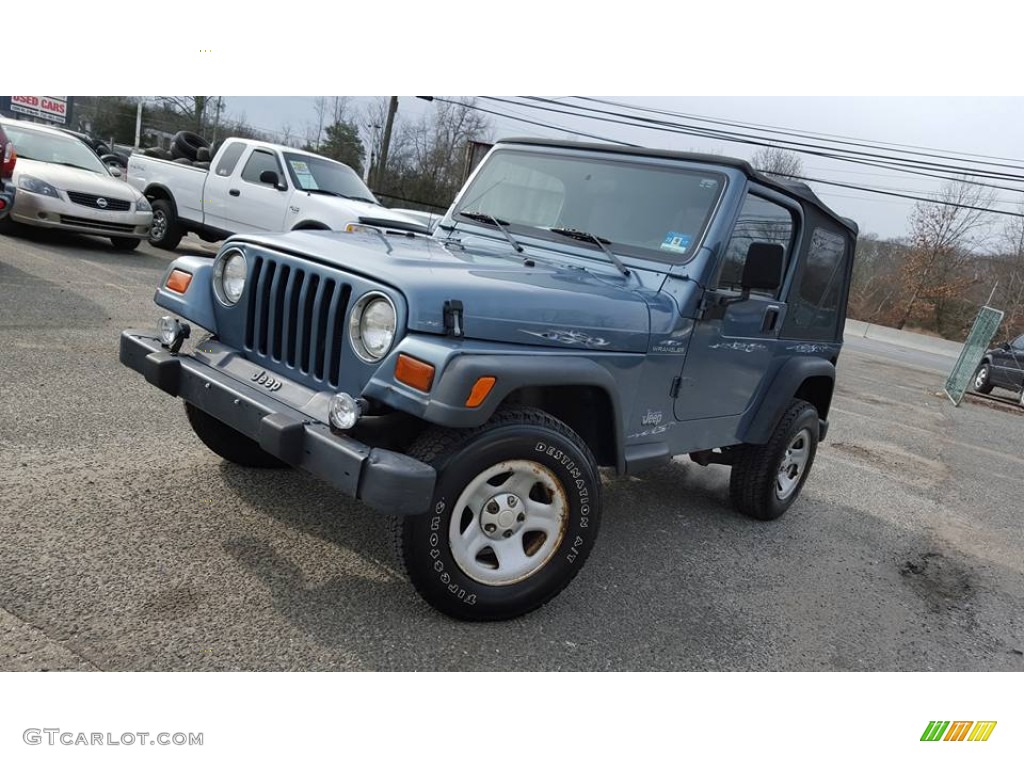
[{"left": 0, "top": 119, "right": 152, "bottom": 251}]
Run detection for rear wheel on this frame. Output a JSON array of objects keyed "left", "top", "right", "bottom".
[
  {"left": 149, "top": 198, "right": 183, "bottom": 251},
  {"left": 729, "top": 398, "right": 819, "bottom": 521},
  {"left": 184, "top": 402, "right": 287, "bottom": 468},
  {"left": 396, "top": 406, "right": 601, "bottom": 621}
]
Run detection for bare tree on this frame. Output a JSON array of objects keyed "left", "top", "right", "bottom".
[
  {"left": 750, "top": 145, "right": 803, "bottom": 179},
  {"left": 159, "top": 96, "right": 219, "bottom": 133},
  {"left": 894, "top": 177, "right": 996, "bottom": 332}
]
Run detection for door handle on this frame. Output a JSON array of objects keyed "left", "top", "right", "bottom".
[
  {"left": 761, "top": 306, "right": 780, "bottom": 333},
  {"left": 229, "top": 189, "right": 240, "bottom": 197}
]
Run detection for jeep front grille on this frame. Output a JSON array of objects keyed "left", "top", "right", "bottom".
[{"left": 244, "top": 256, "right": 353, "bottom": 386}]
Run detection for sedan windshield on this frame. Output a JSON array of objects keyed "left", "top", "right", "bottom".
[
  {"left": 454, "top": 149, "right": 726, "bottom": 262},
  {"left": 283, "top": 153, "right": 378, "bottom": 203},
  {"left": 2, "top": 124, "right": 107, "bottom": 174}
]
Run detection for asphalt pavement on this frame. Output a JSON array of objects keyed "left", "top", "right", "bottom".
[{"left": 2, "top": 227, "right": 1023, "bottom": 671}]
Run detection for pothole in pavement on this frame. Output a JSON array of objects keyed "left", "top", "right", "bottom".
[
  {"left": 898, "top": 551, "right": 975, "bottom": 618},
  {"left": 830, "top": 441, "right": 948, "bottom": 488}
]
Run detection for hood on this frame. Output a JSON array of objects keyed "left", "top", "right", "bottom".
[
  {"left": 235, "top": 230, "right": 658, "bottom": 353},
  {"left": 14, "top": 158, "right": 143, "bottom": 201}
]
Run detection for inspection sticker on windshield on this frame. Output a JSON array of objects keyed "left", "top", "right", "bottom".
[
  {"left": 660, "top": 232, "right": 692, "bottom": 254},
  {"left": 289, "top": 160, "right": 318, "bottom": 189}
]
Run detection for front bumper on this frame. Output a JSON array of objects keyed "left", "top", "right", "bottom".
[
  {"left": 119, "top": 329, "right": 435, "bottom": 515},
  {"left": 13, "top": 189, "right": 151, "bottom": 238}
]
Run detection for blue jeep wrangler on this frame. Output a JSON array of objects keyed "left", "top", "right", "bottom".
[{"left": 121, "top": 138, "right": 857, "bottom": 621}]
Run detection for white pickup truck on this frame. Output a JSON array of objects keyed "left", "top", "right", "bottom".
[{"left": 126, "top": 137, "right": 423, "bottom": 250}]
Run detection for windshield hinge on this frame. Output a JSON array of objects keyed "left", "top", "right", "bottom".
[{"left": 444, "top": 300, "right": 465, "bottom": 338}]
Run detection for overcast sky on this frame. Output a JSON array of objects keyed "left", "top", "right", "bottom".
[{"left": 222, "top": 96, "right": 1024, "bottom": 241}]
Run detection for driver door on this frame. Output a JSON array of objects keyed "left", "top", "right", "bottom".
[
  {"left": 220, "top": 148, "right": 290, "bottom": 234},
  {"left": 674, "top": 189, "right": 798, "bottom": 421}
]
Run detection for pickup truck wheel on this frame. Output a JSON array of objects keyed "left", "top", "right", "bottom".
[
  {"left": 184, "top": 402, "right": 288, "bottom": 468},
  {"left": 729, "top": 398, "right": 819, "bottom": 521},
  {"left": 110, "top": 237, "right": 140, "bottom": 251},
  {"left": 149, "top": 199, "right": 183, "bottom": 251},
  {"left": 396, "top": 406, "right": 601, "bottom": 621},
  {"left": 973, "top": 363, "right": 994, "bottom": 394}
]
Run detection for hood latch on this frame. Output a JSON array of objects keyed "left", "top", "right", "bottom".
[{"left": 444, "top": 300, "right": 465, "bottom": 338}]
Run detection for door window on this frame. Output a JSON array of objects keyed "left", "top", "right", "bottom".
[
  {"left": 717, "top": 194, "right": 794, "bottom": 296},
  {"left": 241, "top": 149, "right": 283, "bottom": 186}
]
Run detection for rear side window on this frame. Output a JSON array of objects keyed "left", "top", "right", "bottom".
[
  {"left": 718, "top": 194, "right": 794, "bottom": 296},
  {"left": 214, "top": 142, "right": 245, "bottom": 177},
  {"left": 241, "top": 149, "right": 282, "bottom": 185},
  {"left": 783, "top": 227, "right": 847, "bottom": 339}
]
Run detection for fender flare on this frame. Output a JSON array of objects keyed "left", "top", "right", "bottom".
[{"left": 739, "top": 356, "right": 836, "bottom": 444}]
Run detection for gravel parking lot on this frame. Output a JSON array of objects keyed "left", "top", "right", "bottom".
[{"left": 2, "top": 227, "right": 1023, "bottom": 671}]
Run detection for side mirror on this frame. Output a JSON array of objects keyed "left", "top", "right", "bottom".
[
  {"left": 259, "top": 169, "right": 283, "bottom": 189},
  {"left": 1000, "top": 341, "right": 1011, "bottom": 351},
  {"left": 741, "top": 242, "right": 785, "bottom": 293},
  {"left": 108, "top": 166, "right": 123, "bottom": 178}
]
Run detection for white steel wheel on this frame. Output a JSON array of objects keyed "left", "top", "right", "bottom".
[
  {"left": 397, "top": 406, "right": 602, "bottom": 621},
  {"left": 776, "top": 428, "right": 812, "bottom": 501},
  {"left": 449, "top": 459, "right": 568, "bottom": 586}
]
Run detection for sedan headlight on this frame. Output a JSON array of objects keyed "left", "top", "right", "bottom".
[
  {"left": 349, "top": 292, "right": 397, "bottom": 362},
  {"left": 213, "top": 248, "right": 247, "bottom": 305},
  {"left": 135, "top": 196, "right": 152, "bottom": 212},
  {"left": 18, "top": 175, "right": 60, "bottom": 198}
]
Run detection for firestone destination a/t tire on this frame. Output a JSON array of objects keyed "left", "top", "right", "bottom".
[
  {"left": 729, "top": 398, "right": 820, "bottom": 521},
  {"left": 397, "top": 406, "right": 601, "bottom": 621}
]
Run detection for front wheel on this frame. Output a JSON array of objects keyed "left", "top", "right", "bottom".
[
  {"left": 397, "top": 407, "right": 601, "bottom": 621},
  {"left": 729, "top": 398, "right": 820, "bottom": 521},
  {"left": 973, "top": 363, "right": 994, "bottom": 394}
]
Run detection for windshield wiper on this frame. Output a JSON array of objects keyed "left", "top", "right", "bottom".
[
  {"left": 303, "top": 188, "right": 377, "bottom": 204},
  {"left": 459, "top": 211, "right": 524, "bottom": 254},
  {"left": 549, "top": 227, "right": 630, "bottom": 277}
]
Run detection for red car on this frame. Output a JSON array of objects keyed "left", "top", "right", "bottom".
[{"left": 0, "top": 123, "right": 15, "bottom": 218}]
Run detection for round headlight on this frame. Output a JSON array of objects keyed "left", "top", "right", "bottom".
[
  {"left": 349, "top": 293, "right": 397, "bottom": 362},
  {"left": 214, "top": 249, "right": 247, "bottom": 305}
]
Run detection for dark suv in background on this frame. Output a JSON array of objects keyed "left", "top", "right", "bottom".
[{"left": 974, "top": 334, "right": 1024, "bottom": 406}]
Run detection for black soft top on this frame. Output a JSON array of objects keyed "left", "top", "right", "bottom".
[{"left": 497, "top": 137, "right": 859, "bottom": 237}]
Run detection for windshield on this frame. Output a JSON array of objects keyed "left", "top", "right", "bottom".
[
  {"left": 2, "top": 124, "right": 107, "bottom": 174},
  {"left": 283, "top": 153, "right": 378, "bottom": 203},
  {"left": 453, "top": 149, "right": 725, "bottom": 262}
]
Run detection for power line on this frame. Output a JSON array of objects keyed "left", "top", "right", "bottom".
[
  {"left": 488, "top": 97, "right": 1024, "bottom": 186},
  {"left": 571, "top": 96, "right": 1024, "bottom": 171},
  {"left": 421, "top": 97, "right": 1024, "bottom": 220}
]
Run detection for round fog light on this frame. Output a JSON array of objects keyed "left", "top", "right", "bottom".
[
  {"left": 159, "top": 315, "right": 180, "bottom": 346},
  {"left": 329, "top": 393, "right": 363, "bottom": 430}
]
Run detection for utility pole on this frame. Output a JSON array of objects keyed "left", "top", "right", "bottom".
[
  {"left": 211, "top": 97, "right": 223, "bottom": 143},
  {"left": 134, "top": 100, "right": 143, "bottom": 150},
  {"left": 376, "top": 96, "right": 398, "bottom": 190}
]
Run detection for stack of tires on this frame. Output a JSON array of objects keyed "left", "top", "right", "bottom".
[{"left": 140, "top": 132, "right": 214, "bottom": 170}]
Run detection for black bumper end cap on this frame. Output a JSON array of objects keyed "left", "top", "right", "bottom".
[
  {"left": 142, "top": 351, "right": 181, "bottom": 396},
  {"left": 359, "top": 449, "right": 436, "bottom": 516}
]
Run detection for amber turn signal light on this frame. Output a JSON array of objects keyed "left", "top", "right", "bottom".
[
  {"left": 166, "top": 269, "right": 193, "bottom": 294},
  {"left": 465, "top": 376, "right": 496, "bottom": 407},
  {"left": 395, "top": 354, "right": 435, "bottom": 392}
]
